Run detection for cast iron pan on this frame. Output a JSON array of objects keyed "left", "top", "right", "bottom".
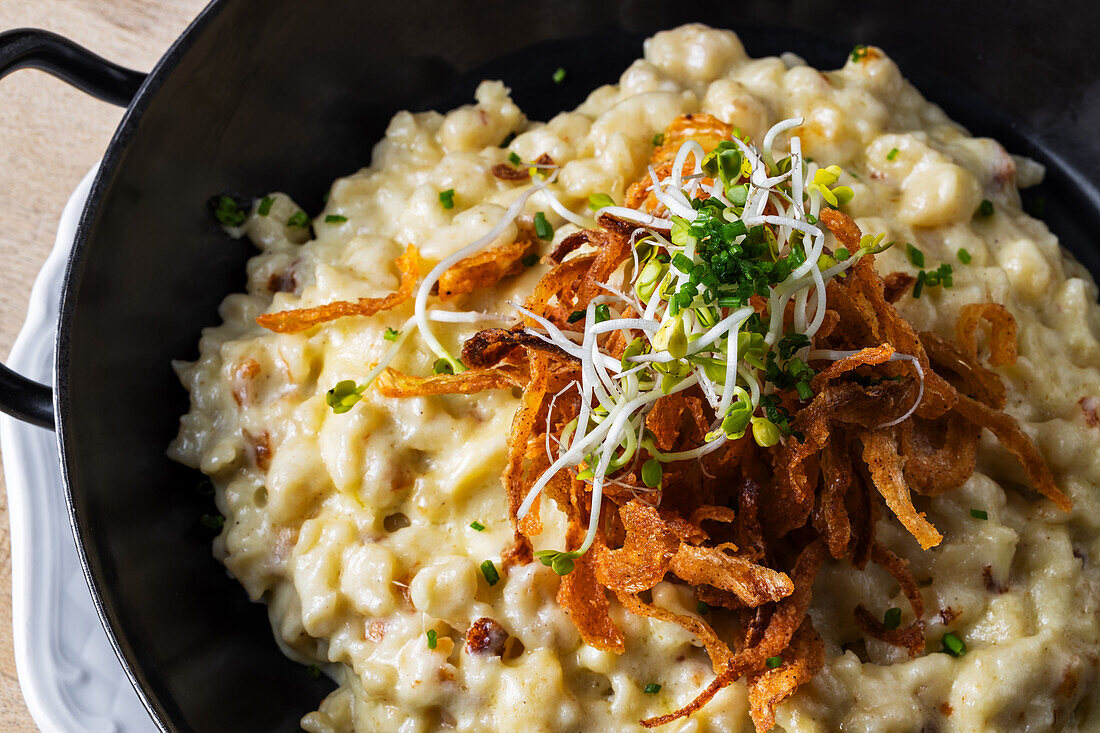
[{"left": 0, "top": 1, "right": 1097, "bottom": 730}]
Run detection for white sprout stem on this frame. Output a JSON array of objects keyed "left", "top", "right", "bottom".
[
  {"left": 359, "top": 316, "right": 418, "bottom": 389},
  {"left": 414, "top": 171, "right": 558, "bottom": 367},
  {"left": 689, "top": 307, "right": 754, "bottom": 354},
  {"left": 595, "top": 206, "right": 672, "bottom": 229},
  {"left": 427, "top": 309, "right": 507, "bottom": 323},
  {"left": 536, "top": 188, "right": 590, "bottom": 228},
  {"left": 575, "top": 374, "right": 701, "bottom": 554}
]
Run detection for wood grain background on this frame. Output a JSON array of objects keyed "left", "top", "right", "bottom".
[{"left": 0, "top": 1, "right": 208, "bottom": 728}]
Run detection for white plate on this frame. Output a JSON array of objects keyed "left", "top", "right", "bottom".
[{"left": 0, "top": 165, "right": 157, "bottom": 733}]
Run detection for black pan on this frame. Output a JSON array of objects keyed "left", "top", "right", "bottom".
[{"left": 0, "top": 1, "right": 1097, "bottom": 730}]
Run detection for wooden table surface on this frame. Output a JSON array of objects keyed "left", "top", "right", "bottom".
[{"left": 0, "top": 1, "right": 208, "bottom": 728}]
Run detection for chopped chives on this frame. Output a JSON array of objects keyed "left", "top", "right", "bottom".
[
  {"left": 211, "top": 195, "right": 247, "bottom": 227},
  {"left": 957, "top": 248, "right": 972, "bottom": 264},
  {"left": 522, "top": 253, "right": 539, "bottom": 267},
  {"left": 970, "top": 508, "right": 988, "bottom": 520},
  {"left": 508, "top": 151, "right": 522, "bottom": 166},
  {"left": 287, "top": 210, "right": 309, "bottom": 228},
  {"left": 324, "top": 214, "right": 347, "bottom": 223},
  {"left": 652, "top": 132, "right": 665, "bottom": 147},
  {"left": 883, "top": 607, "right": 902, "bottom": 630},
  {"left": 850, "top": 44, "right": 869, "bottom": 62},
  {"left": 439, "top": 189, "right": 456, "bottom": 210},
  {"left": 905, "top": 243, "right": 925, "bottom": 268},
  {"left": 795, "top": 381, "right": 814, "bottom": 401},
  {"left": 643, "top": 683, "right": 661, "bottom": 694},
  {"left": 887, "top": 147, "right": 899, "bottom": 161},
  {"left": 257, "top": 195, "right": 274, "bottom": 216},
  {"left": 912, "top": 270, "right": 926, "bottom": 299},
  {"left": 977, "top": 199, "right": 994, "bottom": 217},
  {"left": 480, "top": 560, "right": 500, "bottom": 586},
  {"left": 470, "top": 521, "right": 485, "bottom": 531},
  {"left": 307, "top": 664, "right": 321, "bottom": 680},
  {"left": 552, "top": 67, "right": 566, "bottom": 84},
  {"left": 696, "top": 600, "right": 710, "bottom": 615},
  {"left": 593, "top": 303, "right": 611, "bottom": 323},
  {"left": 567, "top": 310, "right": 586, "bottom": 324},
  {"left": 534, "top": 211, "right": 553, "bottom": 240},
  {"left": 200, "top": 514, "right": 225, "bottom": 530},
  {"left": 941, "top": 633, "right": 966, "bottom": 657},
  {"left": 426, "top": 629, "right": 437, "bottom": 649},
  {"left": 835, "top": 247, "right": 850, "bottom": 261},
  {"left": 766, "top": 656, "right": 783, "bottom": 669}
]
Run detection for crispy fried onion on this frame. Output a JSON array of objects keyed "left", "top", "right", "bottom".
[
  {"left": 256, "top": 244, "right": 419, "bottom": 333},
  {"left": 436, "top": 225, "right": 537, "bottom": 301},
  {"left": 358, "top": 117, "right": 1069, "bottom": 731},
  {"left": 853, "top": 542, "right": 926, "bottom": 657}
]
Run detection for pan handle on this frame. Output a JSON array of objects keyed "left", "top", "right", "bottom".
[{"left": 0, "top": 29, "right": 146, "bottom": 430}]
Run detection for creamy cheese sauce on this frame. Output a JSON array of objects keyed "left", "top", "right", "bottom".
[{"left": 170, "top": 24, "right": 1100, "bottom": 732}]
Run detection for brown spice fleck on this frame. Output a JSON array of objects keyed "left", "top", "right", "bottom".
[
  {"left": 268, "top": 266, "right": 298, "bottom": 294},
  {"left": 1079, "top": 396, "right": 1099, "bottom": 428},
  {"left": 938, "top": 607, "right": 961, "bottom": 625},
  {"left": 491, "top": 163, "right": 530, "bottom": 181},
  {"left": 244, "top": 430, "right": 272, "bottom": 472},
  {"left": 940, "top": 702, "right": 953, "bottom": 717},
  {"left": 367, "top": 620, "right": 388, "bottom": 642},
  {"left": 883, "top": 272, "right": 917, "bottom": 304},
  {"left": 982, "top": 565, "right": 1008, "bottom": 594},
  {"left": 464, "top": 617, "right": 508, "bottom": 656},
  {"left": 232, "top": 358, "right": 262, "bottom": 405}
]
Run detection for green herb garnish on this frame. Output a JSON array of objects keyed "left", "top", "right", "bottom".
[
  {"left": 766, "top": 656, "right": 783, "bottom": 669},
  {"left": 287, "top": 210, "right": 309, "bottom": 228},
  {"left": 257, "top": 195, "right": 274, "bottom": 216},
  {"left": 652, "top": 132, "right": 665, "bottom": 147},
  {"left": 307, "top": 664, "right": 321, "bottom": 680},
  {"left": 970, "top": 508, "right": 988, "bottom": 520},
  {"left": 534, "top": 211, "right": 553, "bottom": 240},
  {"left": 426, "top": 630, "right": 438, "bottom": 649},
  {"left": 480, "top": 560, "right": 501, "bottom": 586},
  {"left": 200, "top": 514, "right": 225, "bottom": 530},
  {"left": 211, "top": 195, "right": 247, "bottom": 227},
  {"left": 850, "top": 44, "right": 870, "bottom": 62},
  {"left": 977, "top": 199, "right": 994, "bottom": 217},
  {"left": 696, "top": 600, "right": 710, "bottom": 615},
  {"left": 643, "top": 683, "right": 661, "bottom": 694},
  {"left": 884, "top": 607, "right": 902, "bottom": 630},
  {"left": 906, "top": 243, "right": 925, "bottom": 268},
  {"left": 552, "top": 67, "right": 566, "bottom": 84},
  {"left": 887, "top": 147, "right": 899, "bottom": 161},
  {"left": 567, "top": 310, "right": 586, "bottom": 324},
  {"left": 324, "top": 214, "right": 347, "bottom": 223},
  {"left": 957, "top": 248, "right": 972, "bottom": 264},
  {"left": 433, "top": 358, "right": 455, "bottom": 375},
  {"left": 522, "top": 253, "right": 539, "bottom": 267},
  {"left": 508, "top": 151, "right": 522, "bottom": 166},
  {"left": 470, "top": 521, "right": 486, "bottom": 531},
  {"left": 439, "top": 189, "right": 456, "bottom": 210},
  {"left": 384, "top": 327, "right": 401, "bottom": 342}
]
